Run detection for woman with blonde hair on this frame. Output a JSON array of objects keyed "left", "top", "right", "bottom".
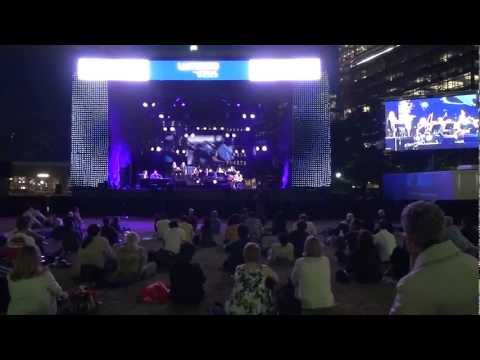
[
  {"left": 290, "top": 236, "right": 335, "bottom": 311},
  {"left": 108, "top": 231, "right": 157, "bottom": 284},
  {"left": 226, "top": 242, "right": 278, "bottom": 315},
  {"left": 7, "top": 245, "right": 67, "bottom": 315}
]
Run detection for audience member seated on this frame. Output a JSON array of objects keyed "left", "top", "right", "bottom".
[
  {"left": 225, "top": 242, "right": 278, "bottom": 315},
  {"left": 346, "top": 230, "right": 382, "bottom": 284},
  {"left": 272, "top": 211, "right": 287, "bottom": 235},
  {"left": 373, "top": 219, "right": 397, "bottom": 263},
  {"left": 186, "top": 208, "right": 198, "bottom": 231},
  {"left": 374, "top": 209, "right": 394, "bottom": 233},
  {"left": 72, "top": 206, "right": 84, "bottom": 234},
  {"left": 210, "top": 210, "right": 222, "bottom": 237},
  {"left": 107, "top": 232, "right": 156, "bottom": 285},
  {"left": 445, "top": 216, "right": 478, "bottom": 257},
  {"left": 100, "top": 217, "right": 120, "bottom": 246},
  {"left": 341, "top": 212, "right": 355, "bottom": 228},
  {"left": 344, "top": 218, "right": 363, "bottom": 254},
  {"left": 460, "top": 216, "right": 478, "bottom": 246},
  {"left": 169, "top": 242, "right": 206, "bottom": 306},
  {"left": 292, "top": 213, "right": 317, "bottom": 236},
  {"left": 197, "top": 218, "right": 216, "bottom": 247},
  {"left": 22, "top": 206, "right": 47, "bottom": 228},
  {"left": 268, "top": 233, "right": 294, "bottom": 264},
  {"left": 6, "top": 215, "right": 46, "bottom": 254},
  {"left": 385, "top": 237, "right": 410, "bottom": 281},
  {"left": 111, "top": 217, "right": 125, "bottom": 233},
  {"left": 163, "top": 220, "right": 187, "bottom": 255},
  {"left": 74, "top": 224, "right": 117, "bottom": 283},
  {"left": 291, "top": 236, "right": 335, "bottom": 311},
  {"left": 225, "top": 213, "right": 242, "bottom": 244},
  {"left": 155, "top": 213, "right": 170, "bottom": 241},
  {"left": 390, "top": 201, "right": 478, "bottom": 314},
  {"left": 179, "top": 216, "right": 194, "bottom": 244},
  {"left": 7, "top": 245, "right": 67, "bottom": 315},
  {"left": 223, "top": 224, "right": 250, "bottom": 274},
  {"left": 244, "top": 211, "right": 263, "bottom": 242},
  {"left": 289, "top": 221, "right": 309, "bottom": 258}
]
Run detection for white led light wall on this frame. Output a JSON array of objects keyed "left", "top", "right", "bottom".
[
  {"left": 291, "top": 71, "right": 331, "bottom": 187},
  {"left": 77, "top": 58, "right": 150, "bottom": 81},
  {"left": 248, "top": 58, "right": 321, "bottom": 82},
  {"left": 70, "top": 75, "right": 109, "bottom": 187}
]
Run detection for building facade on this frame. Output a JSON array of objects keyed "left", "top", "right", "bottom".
[{"left": 337, "top": 45, "right": 479, "bottom": 120}]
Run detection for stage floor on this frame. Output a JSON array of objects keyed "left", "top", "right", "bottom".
[{"left": 0, "top": 217, "right": 397, "bottom": 315}]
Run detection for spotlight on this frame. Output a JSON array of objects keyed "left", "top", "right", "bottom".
[
  {"left": 241, "top": 149, "right": 245, "bottom": 154},
  {"left": 190, "top": 133, "right": 195, "bottom": 138},
  {"left": 220, "top": 127, "right": 225, "bottom": 131},
  {"left": 142, "top": 102, "right": 148, "bottom": 108},
  {"left": 236, "top": 103, "right": 241, "bottom": 107},
  {"left": 225, "top": 133, "right": 230, "bottom": 138},
  {"left": 184, "top": 134, "right": 189, "bottom": 138},
  {"left": 39, "top": 180, "right": 44, "bottom": 185},
  {"left": 151, "top": 102, "right": 156, "bottom": 107},
  {"left": 196, "top": 127, "right": 200, "bottom": 131},
  {"left": 156, "top": 146, "right": 161, "bottom": 152},
  {"left": 242, "top": 113, "right": 247, "bottom": 119},
  {"left": 335, "top": 172, "right": 342, "bottom": 179},
  {"left": 234, "top": 149, "right": 239, "bottom": 154},
  {"left": 250, "top": 114, "right": 256, "bottom": 119},
  {"left": 150, "top": 146, "right": 155, "bottom": 152},
  {"left": 232, "top": 133, "right": 237, "bottom": 138},
  {"left": 255, "top": 146, "right": 260, "bottom": 151},
  {"left": 176, "top": 150, "right": 180, "bottom": 154},
  {"left": 261, "top": 145, "right": 267, "bottom": 152},
  {"left": 245, "top": 126, "right": 251, "bottom": 132},
  {"left": 213, "top": 127, "right": 217, "bottom": 130},
  {"left": 196, "top": 179, "right": 201, "bottom": 184},
  {"left": 163, "top": 127, "right": 168, "bottom": 131},
  {"left": 352, "top": 185, "right": 356, "bottom": 189},
  {"left": 170, "top": 127, "right": 176, "bottom": 131},
  {"left": 181, "top": 150, "right": 186, "bottom": 154},
  {"left": 190, "top": 45, "right": 198, "bottom": 51},
  {"left": 212, "top": 179, "right": 218, "bottom": 184},
  {"left": 203, "top": 127, "right": 207, "bottom": 130},
  {"left": 181, "top": 103, "right": 186, "bottom": 107},
  {"left": 37, "top": 173, "right": 50, "bottom": 178},
  {"left": 159, "top": 114, "right": 165, "bottom": 119}
]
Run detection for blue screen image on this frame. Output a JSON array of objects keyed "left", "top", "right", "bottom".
[{"left": 384, "top": 93, "right": 479, "bottom": 151}]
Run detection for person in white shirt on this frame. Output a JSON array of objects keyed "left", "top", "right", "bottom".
[
  {"left": 373, "top": 220, "right": 397, "bottom": 262},
  {"left": 179, "top": 217, "right": 194, "bottom": 243},
  {"left": 155, "top": 213, "right": 170, "bottom": 241},
  {"left": 6, "top": 215, "right": 46, "bottom": 254},
  {"left": 390, "top": 201, "right": 478, "bottom": 315},
  {"left": 244, "top": 211, "right": 263, "bottom": 241},
  {"left": 291, "top": 236, "right": 335, "bottom": 310},
  {"left": 291, "top": 214, "right": 317, "bottom": 236},
  {"left": 23, "top": 206, "right": 47, "bottom": 228},
  {"left": 74, "top": 224, "right": 116, "bottom": 279},
  {"left": 7, "top": 245, "right": 67, "bottom": 315},
  {"left": 163, "top": 220, "right": 187, "bottom": 254},
  {"left": 269, "top": 233, "right": 294, "bottom": 264}
]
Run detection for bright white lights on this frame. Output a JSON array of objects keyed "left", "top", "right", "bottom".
[
  {"left": 156, "top": 146, "right": 161, "bottom": 152},
  {"left": 190, "top": 133, "right": 195, "bottom": 138},
  {"left": 245, "top": 126, "right": 251, "bottom": 132},
  {"left": 150, "top": 146, "right": 155, "bottom": 152},
  {"left": 151, "top": 102, "right": 156, "bottom": 107},
  {"left": 232, "top": 133, "right": 237, "bottom": 138},
  {"left": 142, "top": 102, "right": 149, "bottom": 108},
  {"left": 189, "top": 45, "right": 199, "bottom": 52},
  {"left": 234, "top": 149, "right": 239, "bottom": 154},
  {"left": 163, "top": 127, "right": 168, "bottom": 131},
  {"left": 196, "top": 127, "right": 200, "bottom": 131},
  {"left": 248, "top": 58, "right": 321, "bottom": 81},
  {"left": 184, "top": 134, "right": 189, "bottom": 138},
  {"left": 335, "top": 172, "right": 342, "bottom": 179},
  {"left": 170, "top": 127, "right": 176, "bottom": 131},
  {"left": 241, "top": 149, "right": 245, "bottom": 154},
  {"left": 212, "top": 179, "right": 218, "bottom": 185},
  {"left": 242, "top": 114, "right": 247, "bottom": 119},
  {"left": 181, "top": 150, "right": 186, "bottom": 154},
  {"left": 220, "top": 127, "right": 225, "bottom": 131},
  {"left": 355, "top": 46, "right": 397, "bottom": 66},
  {"left": 159, "top": 114, "right": 165, "bottom": 119},
  {"left": 175, "top": 150, "right": 180, "bottom": 154},
  {"left": 255, "top": 146, "right": 260, "bottom": 151},
  {"left": 261, "top": 145, "right": 268, "bottom": 152},
  {"left": 78, "top": 58, "right": 150, "bottom": 81},
  {"left": 213, "top": 127, "right": 217, "bottom": 130},
  {"left": 37, "top": 173, "right": 50, "bottom": 178},
  {"left": 225, "top": 133, "right": 230, "bottom": 138},
  {"left": 250, "top": 114, "right": 255, "bottom": 119},
  {"left": 203, "top": 127, "right": 207, "bottom": 130}
]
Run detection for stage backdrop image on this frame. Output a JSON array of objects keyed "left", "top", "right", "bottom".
[
  {"left": 385, "top": 93, "right": 479, "bottom": 151},
  {"left": 70, "top": 58, "right": 331, "bottom": 189}
]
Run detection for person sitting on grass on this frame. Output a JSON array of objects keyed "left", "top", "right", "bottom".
[
  {"left": 373, "top": 219, "right": 397, "bottom": 263},
  {"left": 268, "top": 232, "right": 294, "bottom": 265},
  {"left": 169, "top": 242, "right": 206, "bottom": 306},
  {"left": 107, "top": 232, "right": 156, "bottom": 285},
  {"left": 289, "top": 221, "right": 309, "bottom": 259},
  {"left": 390, "top": 201, "right": 478, "bottom": 315},
  {"left": 197, "top": 217, "right": 216, "bottom": 247},
  {"left": 6, "top": 215, "right": 46, "bottom": 254},
  {"left": 292, "top": 213, "right": 317, "bottom": 237},
  {"left": 223, "top": 224, "right": 250, "bottom": 274},
  {"left": 290, "top": 236, "right": 335, "bottom": 311},
  {"left": 225, "top": 242, "right": 278, "bottom": 315},
  {"left": 7, "top": 245, "right": 67, "bottom": 315},
  {"left": 346, "top": 230, "right": 382, "bottom": 284},
  {"left": 74, "top": 224, "right": 117, "bottom": 284},
  {"left": 100, "top": 217, "right": 120, "bottom": 246},
  {"left": 155, "top": 212, "right": 170, "bottom": 241}
]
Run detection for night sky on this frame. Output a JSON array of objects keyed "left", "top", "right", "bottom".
[{"left": 0, "top": 45, "right": 338, "bottom": 163}]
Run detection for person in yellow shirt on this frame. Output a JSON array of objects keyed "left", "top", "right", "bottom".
[{"left": 179, "top": 216, "right": 194, "bottom": 244}]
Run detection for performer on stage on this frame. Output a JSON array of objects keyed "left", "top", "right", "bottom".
[{"left": 150, "top": 170, "right": 162, "bottom": 179}]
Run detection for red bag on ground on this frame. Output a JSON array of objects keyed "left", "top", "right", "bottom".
[{"left": 140, "top": 281, "right": 170, "bottom": 304}]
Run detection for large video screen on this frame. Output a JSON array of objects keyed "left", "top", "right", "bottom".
[{"left": 385, "top": 94, "right": 479, "bottom": 151}]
